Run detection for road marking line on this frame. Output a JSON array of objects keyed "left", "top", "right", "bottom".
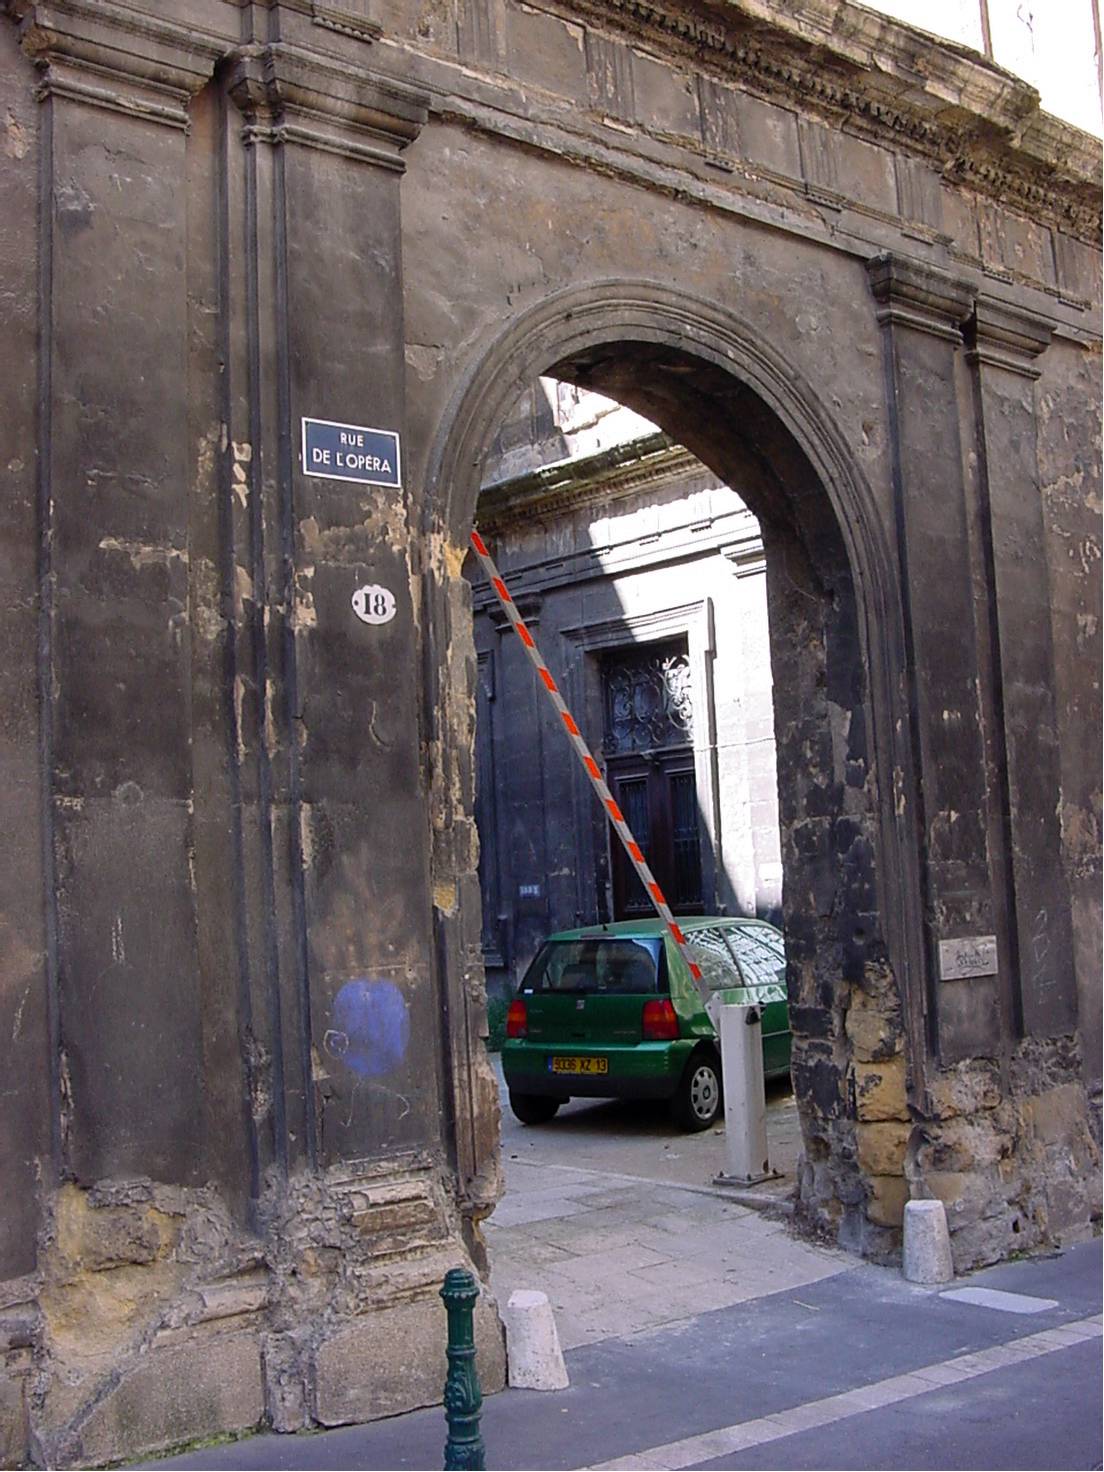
[
  {"left": 941, "top": 1286, "right": 1059, "bottom": 1314},
  {"left": 584, "top": 1314, "right": 1103, "bottom": 1470},
  {"left": 909, "top": 1362, "right": 964, "bottom": 1385}
]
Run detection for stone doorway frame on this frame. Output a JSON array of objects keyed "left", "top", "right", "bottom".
[
  {"left": 420, "top": 279, "right": 926, "bottom": 1256},
  {"left": 560, "top": 601, "right": 720, "bottom": 924}
]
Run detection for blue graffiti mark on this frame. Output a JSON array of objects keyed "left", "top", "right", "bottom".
[{"left": 324, "top": 979, "right": 410, "bottom": 1079}]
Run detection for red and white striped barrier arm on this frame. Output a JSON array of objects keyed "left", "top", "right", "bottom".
[{"left": 469, "top": 528, "right": 709, "bottom": 1004}]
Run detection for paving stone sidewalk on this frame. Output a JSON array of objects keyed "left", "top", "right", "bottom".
[
  {"left": 485, "top": 1158, "right": 844, "bottom": 1350},
  {"left": 146, "top": 1064, "right": 848, "bottom": 1468},
  {"left": 143, "top": 1067, "right": 1103, "bottom": 1472},
  {"left": 484, "top": 1056, "right": 845, "bottom": 1349}
]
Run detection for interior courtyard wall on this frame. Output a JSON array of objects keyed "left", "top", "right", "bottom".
[
  {"left": 468, "top": 440, "right": 783, "bottom": 994},
  {"left": 0, "top": 0, "right": 1099, "bottom": 1464}
]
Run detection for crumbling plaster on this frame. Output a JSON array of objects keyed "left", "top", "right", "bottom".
[{"left": 0, "top": 0, "right": 1099, "bottom": 1464}]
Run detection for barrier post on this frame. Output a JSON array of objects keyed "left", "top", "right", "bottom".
[
  {"left": 709, "top": 998, "right": 774, "bottom": 1186},
  {"left": 441, "top": 1268, "right": 485, "bottom": 1471}
]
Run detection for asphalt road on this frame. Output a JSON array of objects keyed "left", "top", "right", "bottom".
[
  {"left": 147, "top": 1058, "right": 1103, "bottom": 1472},
  {"left": 148, "top": 1059, "right": 1103, "bottom": 1471},
  {"left": 151, "top": 1239, "right": 1102, "bottom": 1471},
  {"left": 493, "top": 1054, "right": 802, "bottom": 1193}
]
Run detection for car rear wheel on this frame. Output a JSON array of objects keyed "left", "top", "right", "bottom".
[
  {"left": 671, "top": 1055, "right": 721, "bottom": 1132},
  {"left": 509, "top": 1092, "right": 562, "bottom": 1125}
]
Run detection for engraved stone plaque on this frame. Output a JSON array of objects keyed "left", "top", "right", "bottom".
[{"left": 938, "top": 935, "right": 998, "bottom": 981}]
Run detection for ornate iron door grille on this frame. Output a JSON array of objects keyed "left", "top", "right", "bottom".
[{"left": 602, "top": 642, "right": 694, "bottom": 756}]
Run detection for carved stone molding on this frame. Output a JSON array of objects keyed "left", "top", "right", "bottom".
[
  {"left": 309, "top": 0, "right": 383, "bottom": 44},
  {"left": 477, "top": 432, "right": 705, "bottom": 531},
  {"left": 721, "top": 534, "right": 766, "bottom": 579},
  {"left": 965, "top": 300, "right": 1054, "bottom": 380},
  {"left": 225, "top": 40, "right": 428, "bottom": 165},
  {"left": 4, "top": 0, "right": 227, "bottom": 126},
  {"left": 867, "top": 254, "right": 976, "bottom": 343},
  {"left": 526, "top": 0, "right": 1102, "bottom": 245},
  {"left": 561, "top": 600, "right": 714, "bottom": 656},
  {"left": 262, "top": 0, "right": 384, "bottom": 43},
  {"left": 485, "top": 591, "right": 542, "bottom": 633}
]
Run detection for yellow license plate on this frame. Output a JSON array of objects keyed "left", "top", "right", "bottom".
[{"left": 550, "top": 1055, "right": 609, "bottom": 1076}]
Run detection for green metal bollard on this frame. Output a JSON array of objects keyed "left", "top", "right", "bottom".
[{"left": 441, "top": 1267, "right": 485, "bottom": 1471}]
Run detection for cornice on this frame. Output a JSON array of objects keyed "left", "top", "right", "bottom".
[
  {"left": 965, "top": 300, "right": 1053, "bottom": 379},
  {"left": 559, "top": 599, "right": 712, "bottom": 649},
  {"left": 225, "top": 40, "right": 428, "bottom": 163},
  {"left": 8, "top": 1, "right": 1099, "bottom": 242},
  {"left": 486, "top": 592, "right": 543, "bottom": 633},
  {"left": 412, "top": 78, "right": 1096, "bottom": 335},
  {"left": 946, "top": 144, "right": 1101, "bottom": 249},
  {"left": 477, "top": 432, "right": 705, "bottom": 530},
  {"left": 471, "top": 512, "right": 763, "bottom": 613},
  {"left": 868, "top": 254, "right": 976, "bottom": 342},
  {"left": 522, "top": 0, "right": 1102, "bottom": 245},
  {"left": 5, "top": 0, "right": 228, "bottom": 79},
  {"left": 721, "top": 535, "right": 767, "bottom": 579},
  {"left": 4, "top": 0, "right": 228, "bottom": 124},
  {"left": 4, "top": 3, "right": 429, "bottom": 149}
]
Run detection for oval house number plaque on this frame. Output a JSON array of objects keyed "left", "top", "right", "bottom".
[{"left": 351, "top": 585, "right": 397, "bottom": 625}]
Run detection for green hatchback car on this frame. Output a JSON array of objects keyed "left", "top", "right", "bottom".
[{"left": 501, "top": 916, "right": 790, "bottom": 1132}]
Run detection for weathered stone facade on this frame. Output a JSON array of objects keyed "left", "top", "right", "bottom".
[{"left": 0, "top": 0, "right": 1099, "bottom": 1464}]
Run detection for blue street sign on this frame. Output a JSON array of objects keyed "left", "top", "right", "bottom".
[{"left": 301, "top": 417, "right": 402, "bottom": 488}]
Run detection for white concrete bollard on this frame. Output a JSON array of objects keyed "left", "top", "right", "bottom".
[
  {"left": 502, "top": 1289, "right": 569, "bottom": 1390},
  {"left": 708, "top": 997, "right": 774, "bottom": 1186},
  {"left": 902, "top": 1198, "right": 954, "bottom": 1284}
]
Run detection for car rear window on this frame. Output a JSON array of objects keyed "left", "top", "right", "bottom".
[
  {"left": 682, "top": 924, "right": 786, "bottom": 1004},
  {"left": 519, "top": 937, "right": 664, "bottom": 995},
  {"left": 724, "top": 925, "right": 787, "bottom": 1002},
  {"left": 685, "top": 927, "right": 744, "bottom": 992}
]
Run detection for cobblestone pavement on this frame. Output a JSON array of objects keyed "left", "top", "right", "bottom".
[{"left": 484, "top": 1058, "right": 846, "bottom": 1349}]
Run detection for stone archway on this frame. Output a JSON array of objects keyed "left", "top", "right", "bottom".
[
  {"left": 421, "top": 280, "right": 927, "bottom": 1258},
  {"left": 1, "top": 2, "right": 1098, "bottom": 1462}
]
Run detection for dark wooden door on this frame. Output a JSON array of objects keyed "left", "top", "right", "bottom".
[
  {"left": 607, "top": 754, "right": 703, "bottom": 917},
  {"left": 600, "top": 638, "right": 704, "bottom": 919}
]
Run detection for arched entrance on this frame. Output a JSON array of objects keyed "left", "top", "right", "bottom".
[
  {"left": 422, "top": 281, "right": 927, "bottom": 1257},
  {"left": 1, "top": 2, "right": 1097, "bottom": 1459}
]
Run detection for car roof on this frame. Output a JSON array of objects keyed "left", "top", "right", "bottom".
[{"left": 543, "top": 916, "right": 782, "bottom": 942}]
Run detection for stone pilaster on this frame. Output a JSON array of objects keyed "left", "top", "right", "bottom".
[
  {"left": 12, "top": 0, "right": 222, "bottom": 1192},
  {"left": 870, "top": 261, "right": 1098, "bottom": 1268},
  {"left": 220, "top": 31, "right": 509, "bottom": 1432},
  {"left": 0, "top": 13, "right": 50, "bottom": 1291},
  {"left": 964, "top": 300, "right": 1076, "bottom": 1039},
  {"left": 2, "top": 9, "right": 257, "bottom": 1465},
  {"left": 223, "top": 33, "right": 439, "bottom": 1178},
  {"left": 867, "top": 255, "right": 1001, "bottom": 1066}
]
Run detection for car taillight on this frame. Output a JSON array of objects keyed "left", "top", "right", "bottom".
[
  {"left": 506, "top": 999, "right": 528, "bottom": 1039},
  {"left": 642, "top": 998, "right": 679, "bottom": 1041}
]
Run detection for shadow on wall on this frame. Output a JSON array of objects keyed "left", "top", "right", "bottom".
[{"left": 467, "top": 377, "right": 786, "bottom": 1004}]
